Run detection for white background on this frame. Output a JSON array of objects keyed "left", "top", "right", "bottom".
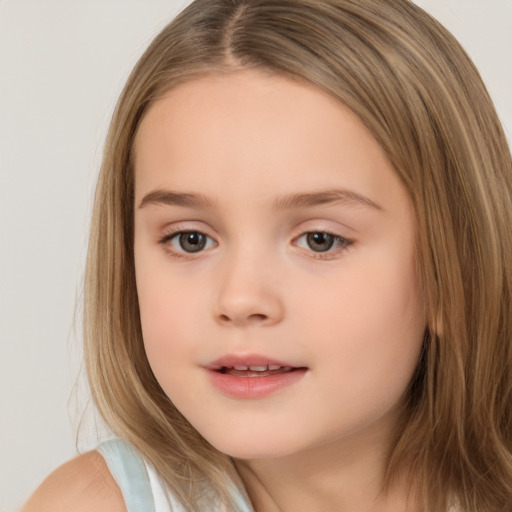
[{"left": 1, "top": 1, "right": 511, "bottom": 510}]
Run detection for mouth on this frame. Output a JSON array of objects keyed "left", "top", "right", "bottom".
[
  {"left": 207, "top": 354, "right": 306, "bottom": 376},
  {"left": 206, "top": 355, "right": 308, "bottom": 398},
  {"left": 216, "top": 364, "right": 298, "bottom": 378}
]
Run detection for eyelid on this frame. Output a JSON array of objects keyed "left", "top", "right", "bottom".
[
  {"left": 170, "top": 231, "right": 216, "bottom": 251},
  {"left": 158, "top": 220, "right": 215, "bottom": 240},
  {"left": 155, "top": 221, "right": 353, "bottom": 259},
  {"left": 157, "top": 223, "right": 218, "bottom": 256},
  {"left": 292, "top": 225, "right": 354, "bottom": 260}
]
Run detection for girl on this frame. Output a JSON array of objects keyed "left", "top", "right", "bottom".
[{"left": 23, "top": 0, "right": 512, "bottom": 511}]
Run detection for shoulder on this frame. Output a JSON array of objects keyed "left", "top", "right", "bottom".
[{"left": 22, "top": 450, "right": 126, "bottom": 512}]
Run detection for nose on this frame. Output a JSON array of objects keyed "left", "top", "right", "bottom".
[{"left": 213, "top": 254, "right": 285, "bottom": 327}]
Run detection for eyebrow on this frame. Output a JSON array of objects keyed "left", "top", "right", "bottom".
[
  {"left": 138, "top": 190, "right": 216, "bottom": 209},
  {"left": 138, "top": 188, "right": 382, "bottom": 211},
  {"left": 273, "top": 189, "right": 383, "bottom": 211}
]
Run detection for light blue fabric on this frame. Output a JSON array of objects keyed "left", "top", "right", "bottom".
[
  {"left": 97, "top": 438, "right": 255, "bottom": 512},
  {"left": 230, "top": 486, "right": 255, "bottom": 512},
  {"left": 97, "top": 439, "right": 156, "bottom": 512}
]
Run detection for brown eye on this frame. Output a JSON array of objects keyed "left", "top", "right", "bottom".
[
  {"left": 173, "top": 231, "right": 209, "bottom": 253},
  {"left": 306, "top": 232, "right": 335, "bottom": 252},
  {"left": 295, "top": 231, "right": 352, "bottom": 257},
  {"left": 159, "top": 229, "right": 216, "bottom": 256}
]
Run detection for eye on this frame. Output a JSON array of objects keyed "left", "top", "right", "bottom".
[
  {"left": 296, "top": 231, "right": 352, "bottom": 253},
  {"left": 163, "top": 231, "right": 215, "bottom": 254}
]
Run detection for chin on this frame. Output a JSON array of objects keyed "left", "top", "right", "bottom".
[{"left": 201, "top": 428, "right": 308, "bottom": 461}]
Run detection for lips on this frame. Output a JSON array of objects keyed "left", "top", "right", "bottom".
[
  {"left": 207, "top": 356, "right": 302, "bottom": 376},
  {"left": 220, "top": 365, "right": 295, "bottom": 377},
  {"left": 206, "top": 354, "right": 307, "bottom": 398},
  {"left": 207, "top": 354, "right": 300, "bottom": 370}
]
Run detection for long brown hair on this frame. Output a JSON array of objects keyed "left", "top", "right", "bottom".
[{"left": 84, "top": 1, "right": 512, "bottom": 510}]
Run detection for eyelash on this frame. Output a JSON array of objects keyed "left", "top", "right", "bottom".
[
  {"left": 157, "top": 229, "right": 353, "bottom": 260},
  {"left": 295, "top": 232, "right": 353, "bottom": 260}
]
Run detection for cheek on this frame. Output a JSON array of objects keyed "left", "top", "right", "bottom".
[
  {"left": 137, "top": 277, "right": 200, "bottom": 357},
  {"left": 134, "top": 243, "right": 203, "bottom": 375},
  {"left": 290, "top": 267, "right": 424, "bottom": 443},
  {"left": 300, "top": 246, "right": 425, "bottom": 389},
  {"left": 303, "top": 242, "right": 422, "bottom": 328},
  {"left": 137, "top": 287, "right": 202, "bottom": 407}
]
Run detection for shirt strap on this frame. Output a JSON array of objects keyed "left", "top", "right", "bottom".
[{"left": 97, "top": 438, "right": 156, "bottom": 512}]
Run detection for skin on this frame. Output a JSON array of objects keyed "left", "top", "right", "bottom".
[
  {"left": 133, "top": 70, "right": 425, "bottom": 511},
  {"left": 21, "top": 451, "right": 125, "bottom": 512},
  {"left": 23, "top": 69, "right": 425, "bottom": 511}
]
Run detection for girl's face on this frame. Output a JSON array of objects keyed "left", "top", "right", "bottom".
[{"left": 133, "top": 70, "right": 425, "bottom": 460}]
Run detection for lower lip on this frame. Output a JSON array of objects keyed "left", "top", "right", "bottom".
[{"left": 208, "top": 368, "right": 307, "bottom": 399}]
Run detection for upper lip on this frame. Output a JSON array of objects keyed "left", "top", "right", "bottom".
[{"left": 206, "top": 354, "right": 303, "bottom": 371}]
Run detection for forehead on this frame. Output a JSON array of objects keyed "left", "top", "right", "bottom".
[
  {"left": 133, "top": 70, "right": 353, "bottom": 162},
  {"left": 132, "top": 70, "right": 406, "bottom": 213}
]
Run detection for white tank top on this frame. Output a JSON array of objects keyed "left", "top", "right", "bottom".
[{"left": 97, "top": 438, "right": 253, "bottom": 511}]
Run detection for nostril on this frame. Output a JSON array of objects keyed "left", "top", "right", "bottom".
[
  {"left": 248, "top": 313, "right": 268, "bottom": 322},
  {"left": 214, "top": 293, "right": 283, "bottom": 326},
  {"left": 217, "top": 312, "right": 269, "bottom": 325}
]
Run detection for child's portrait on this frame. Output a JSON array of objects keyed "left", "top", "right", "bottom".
[{"left": 2, "top": 1, "right": 511, "bottom": 511}]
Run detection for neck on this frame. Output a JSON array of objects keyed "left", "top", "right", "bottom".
[{"left": 234, "top": 422, "right": 420, "bottom": 512}]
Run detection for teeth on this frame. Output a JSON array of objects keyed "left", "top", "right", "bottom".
[
  {"left": 225, "top": 364, "right": 292, "bottom": 372},
  {"left": 248, "top": 365, "right": 268, "bottom": 371}
]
